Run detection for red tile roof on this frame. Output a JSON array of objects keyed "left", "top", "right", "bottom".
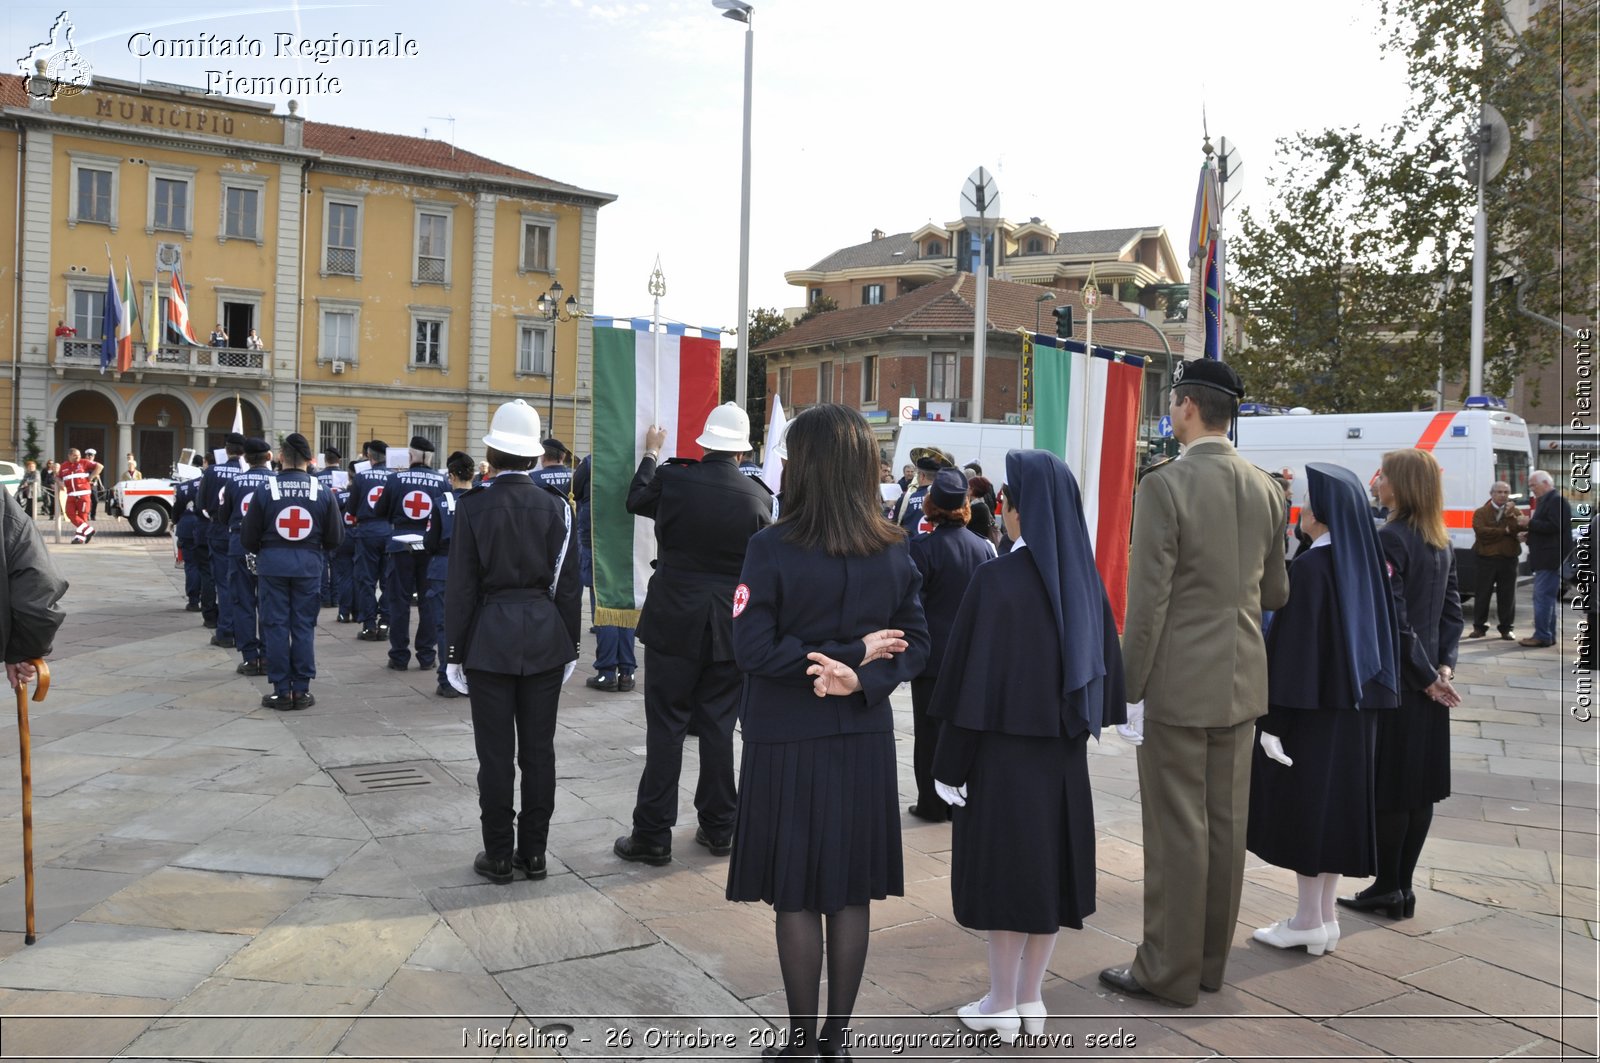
[
  {"left": 302, "top": 120, "right": 566, "bottom": 186},
  {"left": 760, "top": 276, "right": 1183, "bottom": 358}
]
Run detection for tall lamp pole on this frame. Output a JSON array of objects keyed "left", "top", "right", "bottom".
[
  {"left": 714, "top": 0, "right": 754, "bottom": 414},
  {"left": 1034, "top": 290, "right": 1054, "bottom": 335},
  {"left": 537, "top": 281, "right": 582, "bottom": 431}
]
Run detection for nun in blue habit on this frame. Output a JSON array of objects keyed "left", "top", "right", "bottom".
[
  {"left": 1247, "top": 462, "right": 1400, "bottom": 958},
  {"left": 929, "top": 450, "right": 1125, "bottom": 1044}
]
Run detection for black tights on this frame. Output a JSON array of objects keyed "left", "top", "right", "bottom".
[
  {"left": 1373, "top": 806, "right": 1434, "bottom": 894},
  {"left": 774, "top": 905, "right": 869, "bottom": 1056}
]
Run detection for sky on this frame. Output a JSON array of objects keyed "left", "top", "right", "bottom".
[{"left": 4, "top": 0, "right": 1414, "bottom": 331}]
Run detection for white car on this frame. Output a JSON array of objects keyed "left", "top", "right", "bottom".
[{"left": 0, "top": 461, "right": 22, "bottom": 497}]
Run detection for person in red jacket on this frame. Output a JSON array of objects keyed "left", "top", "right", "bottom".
[{"left": 58, "top": 448, "right": 102, "bottom": 543}]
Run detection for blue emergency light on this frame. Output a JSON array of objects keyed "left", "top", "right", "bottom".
[{"left": 1464, "top": 395, "right": 1507, "bottom": 409}]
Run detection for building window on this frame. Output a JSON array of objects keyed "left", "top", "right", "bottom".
[
  {"left": 319, "top": 307, "right": 358, "bottom": 364},
  {"left": 71, "top": 287, "right": 106, "bottom": 343},
  {"left": 927, "top": 241, "right": 942, "bottom": 256},
  {"left": 222, "top": 186, "right": 260, "bottom": 241},
  {"left": 413, "top": 318, "right": 445, "bottom": 367},
  {"left": 809, "top": 288, "right": 822, "bottom": 305},
  {"left": 1025, "top": 237, "right": 1043, "bottom": 254},
  {"left": 415, "top": 209, "right": 451, "bottom": 284},
  {"left": 520, "top": 214, "right": 556, "bottom": 273},
  {"left": 153, "top": 177, "right": 188, "bottom": 233},
  {"left": 819, "top": 361, "right": 834, "bottom": 402},
  {"left": 930, "top": 351, "right": 958, "bottom": 400},
  {"left": 408, "top": 418, "right": 446, "bottom": 455},
  {"left": 862, "top": 355, "right": 878, "bottom": 404},
  {"left": 862, "top": 284, "right": 884, "bottom": 306},
  {"left": 517, "top": 323, "right": 552, "bottom": 375},
  {"left": 77, "top": 168, "right": 113, "bottom": 225},
  {"left": 316, "top": 417, "right": 355, "bottom": 464},
  {"left": 778, "top": 365, "right": 792, "bottom": 398},
  {"left": 324, "top": 198, "right": 362, "bottom": 276}
]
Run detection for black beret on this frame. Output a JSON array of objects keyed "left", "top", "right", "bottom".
[
  {"left": 283, "top": 433, "right": 313, "bottom": 461},
  {"left": 1172, "top": 357, "right": 1245, "bottom": 399},
  {"left": 927, "top": 468, "right": 969, "bottom": 510},
  {"left": 542, "top": 437, "right": 569, "bottom": 454},
  {"left": 367, "top": 439, "right": 388, "bottom": 453},
  {"left": 225, "top": 432, "right": 246, "bottom": 447},
  {"left": 243, "top": 437, "right": 272, "bottom": 456},
  {"left": 322, "top": 445, "right": 342, "bottom": 461},
  {"left": 409, "top": 435, "right": 436, "bottom": 453}
]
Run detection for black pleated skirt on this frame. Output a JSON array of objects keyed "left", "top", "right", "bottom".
[
  {"left": 726, "top": 731, "right": 903, "bottom": 914},
  {"left": 949, "top": 730, "right": 1096, "bottom": 933},
  {"left": 1247, "top": 710, "right": 1379, "bottom": 877},
  {"left": 1373, "top": 692, "right": 1451, "bottom": 810}
]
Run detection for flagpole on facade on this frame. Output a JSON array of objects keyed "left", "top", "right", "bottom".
[{"left": 649, "top": 257, "right": 665, "bottom": 436}]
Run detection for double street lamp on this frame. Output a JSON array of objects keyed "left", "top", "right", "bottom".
[
  {"left": 537, "top": 281, "right": 582, "bottom": 430},
  {"left": 713, "top": 0, "right": 754, "bottom": 415}
]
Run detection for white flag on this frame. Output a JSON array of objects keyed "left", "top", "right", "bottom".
[{"left": 761, "top": 396, "right": 788, "bottom": 495}]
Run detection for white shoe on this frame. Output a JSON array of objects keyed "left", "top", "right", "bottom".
[
  {"left": 1015, "top": 1000, "right": 1046, "bottom": 1036},
  {"left": 957, "top": 1000, "right": 1020, "bottom": 1044},
  {"left": 1252, "top": 919, "right": 1328, "bottom": 956},
  {"left": 1323, "top": 919, "right": 1340, "bottom": 953}
]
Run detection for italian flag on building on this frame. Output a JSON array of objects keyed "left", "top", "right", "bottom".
[{"left": 590, "top": 320, "right": 721, "bottom": 626}]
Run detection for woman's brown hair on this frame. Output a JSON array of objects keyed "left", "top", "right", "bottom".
[
  {"left": 921, "top": 496, "right": 972, "bottom": 528},
  {"left": 778, "top": 404, "right": 904, "bottom": 557},
  {"left": 1381, "top": 448, "right": 1449, "bottom": 550}
]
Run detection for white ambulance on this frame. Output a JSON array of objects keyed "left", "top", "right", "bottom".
[{"left": 1233, "top": 399, "right": 1534, "bottom": 588}]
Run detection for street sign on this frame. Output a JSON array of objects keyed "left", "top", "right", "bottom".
[
  {"left": 1158, "top": 415, "right": 1173, "bottom": 438},
  {"left": 960, "top": 167, "right": 1001, "bottom": 226}
]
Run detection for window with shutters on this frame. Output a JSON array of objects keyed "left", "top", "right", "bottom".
[
  {"left": 324, "top": 198, "right": 362, "bottom": 276},
  {"left": 414, "top": 208, "right": 452, "bottom": 285},
  {"left": 516, "top": 322, "right": 552, "bottom": 376},
  {"left": 930, "top": 351, "right": 958, "bottom": 400},
  {"left": 520, "top": 215, "right": 556, "bottom": 273}
]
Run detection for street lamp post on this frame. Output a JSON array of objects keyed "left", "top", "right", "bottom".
[
  {"left": 1034, "top": 290, "right": 1055, "bottom": 336},
  {"left": 537, "top": 281, "right": 582, "bottom": 431},
  {"left": 713, "top": 0, "right": 754, "bottom": 415}
]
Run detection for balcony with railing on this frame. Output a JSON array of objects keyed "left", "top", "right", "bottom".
[{"left": 55, "top": 339, "right": 270, "bottom": 383}]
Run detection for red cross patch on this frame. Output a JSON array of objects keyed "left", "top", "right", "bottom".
[
  {"left": 240, "top": 496, "right": 252, "bottom": 516},
  {"left": 732, "top": 583, "right": 751, "bottom": 618},
  {"left": 401, "top": 490, "right": 433, "bottom": 521},
  {"left": 275, "top": 505, "right": 315, "bottom": 541},
  {"left": 366, "top": 485, "right": 385, "bottom": 510}
]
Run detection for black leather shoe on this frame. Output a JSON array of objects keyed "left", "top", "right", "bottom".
[
  {"left": 695, "top": 827, "right": 732, "bottom": 856},
  {"left": 210, "top": 635, "right": 236, "bottom": 649},
  {"left": 261, "top": 693, "right": 294, "bottom": 710},
  {"left": 386, "top": 659, "right": 408, "bottom": 671},
  {"left": 236, "top": 659, "right": 266, "bottom": 677},
  {"left": 1336, "top": 888, "right": 1408, "bottom": 919},
  {"left": 1465, "top": 628, "right": 1487, "bottom": 639},
  {"left": 474, "top": 851, "right": 514, "bottom": 884},
  {"left": 1500, "top": 631, "right": 1517, "bottom": 641},
  {"left": 1098, "top": 966, "right": 1191, "bottom": 1008},
  {"left": 185, "top": 602, "right": 202, "bottom": 612},
  {"left": 203, "top": 618, "right": 218, "bottom": 629},
  {"left": 436, "top": 684, "right": 460, "bottom": 699},
  {"left": 586, "top": 674, "right": 619, "bottom": 692},
  {"left": 614, "top": 834, "right": 671, "bottom": 866},
  {"left": 907, "top": 803, "right": 949, "bottom": 823},
  {"left": 617, "top": 673, "right": 636, "bottom": 692},
  {"left": 291, "top": 692, "right": 315, "bottom": 710},
  {"left": 417, "top": 658, "right": 436, "bottom": 671},
  {"left": 514, "top": 850, "right": 548, "bottom": 880},
  {"left": 357, "top": 628, "right": 385, "bottom": 641},
  {"left": 336, "top": 613, "right": 354, "bottom": 623}
]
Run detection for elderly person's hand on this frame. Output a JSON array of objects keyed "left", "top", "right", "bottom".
[
  {"left": 805, "top": 652, "right": 861, "bottom": 697},
  {"left": 6, "top": 661, "right": 37, "bottom": 690}
]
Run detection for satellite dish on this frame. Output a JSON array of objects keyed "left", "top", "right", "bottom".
[
  {"left": 1468, "top": 103, "right": 1511, "bottom": 183},
  {"left": 1218, "top": 136, "right": 1245, "bottom": 210},
  {"left": 961, "top": 167, "right": 1002, "bottom": 229}
]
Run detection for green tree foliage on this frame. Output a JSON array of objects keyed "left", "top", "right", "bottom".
[
  {"left": 795, "top": 294, "right": 839, "bottom": 325},
  {"left": 22, "top": 417, "right": 41, "bottom": 464}
]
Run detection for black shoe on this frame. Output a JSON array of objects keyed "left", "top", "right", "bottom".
[
  {"left": 586, "top": 674, "right": 619, "bottom": 692},
  {"left": 613, "top": 834, "right": 671, "bottom": 866},
  {"left": 203, "top": 618, "right": 218, "bottom": 629},
  {"left": 236, "top": 659, "right": 266, "bottom": 677},
  {"left": 376, "top": 623, "right": 391, "bottom": 635},
  {"left": 1098, "top": 966, "right": 1192, "bottom": 1008},
  {"left": 210, "top": 635, "right": 236, "bottom": 649},
  {"left": 1465, "top": 628, "right": 1488, "bottom": 639},
  {"left": 514, "top": 850, "right": 548, "bottom": 880},
  {"left": 321, "top": 600, "right": 336, "bottom": 608},
  {"left": 185, "top": 602, "right": 202, "bottom": 612},
  {"left": 261, "top": 692, "right": 294, "bottom": 710},
  {"left": 386, "top": 659, "right": 408, "bottom": 671},
  {"left": 357, "top": 628, "right": 386, "bottom": 641},
  {"left": 436, "top": 683, "right": 460, "bottom": 699},
  {"left": 617, "top": 673, "right": 636, "bottom": 692},
  {"left": 417, "top": 658, "right": 436, "bottom": 671},
  {"left": 1336, "top": 887, "right": 1408, "bottom": 919},
  {"left": 694, "top": 827, "right": 732, "bottom": 856},
  {"left": 1500, "top": 631, "right": 1517, "bottom": 641},
  {"left": 292, "top": 692, "right": 315, "bottom": 710},
  {"left": 907, "top": 803, "right": 949, "bottom": 823},
  {"left": 336, "top": 613, "right": 353, "bottom": 623},
  {"left": 474, "top": 851, "right": 514, "bottom": 884}
]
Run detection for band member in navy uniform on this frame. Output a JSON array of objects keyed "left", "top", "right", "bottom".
[
  {"left": 224, "top": 438, "right": 276, "bottom": 676},
  {"left": 894, "top": 447, "right": 954, "bottom": 533},
  {"left": 200, "top": 433, "right": 245, "bottom": 648},
  {"left": 349, "top": 440, "right": 394, "bottom": 642},
  {"left": 332, "top": 470, "right": 357, "bottom": 622},
  {"left": 314, "top": 445, "right": 342, "bottom": 607},
  {"left": 445, "top": 400, "right": 581, "bottom": 885},
  {"left": 424, "top": 451, "right": 474, "bottom": 698},
  {"left": 532, "top": 438, "right": 574, "bottom": 497},
  {"left": 374, "top": 436, "right": 448, "bottom": 670},
  {"left": 737, "top": 451, "right": 764, "bottom": 480},
  {"left": 173, "top": 466, "right": 216, "bottom": 622},
  {"left": 614, "top": 403, "right": 773, "bottom": 866},
  {"left": 243, "top": 433, "right": 343, "bottom": 710}
]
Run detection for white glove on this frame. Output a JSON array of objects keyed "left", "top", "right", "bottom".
[
  {"left": 1116, "top": 700, "right": 1145, "bottom": 746},
  {"left": 1259, "top": 731, "right": 1293, "bottom": 766},
  {"left": 934, "top": 780, "right": 967, "bottom": 807},
  {"left": 446, "top": 664, "right": 470, "bottom": 695},
  {"left": 562, "top": 660, "right": 577, "bottom": 684}
]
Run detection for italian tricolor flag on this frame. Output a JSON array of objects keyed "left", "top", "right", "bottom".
[
  {"left": 591, "top": 322, "right": 721, "bottom": 626},
  {"left": 1030, "top": 336, "right": 1143, "bottom": 631}
]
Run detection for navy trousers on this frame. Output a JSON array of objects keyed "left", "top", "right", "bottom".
[
  {"left": 191, "top": 534, "right": 217, "bottom": 623},
  {"left": 352, "top": 534, "right": 389, "bottom": 630},
  {"left": 208, "top": 530, "right": 234, "bottom": 639},
  {"left": 332, "top": 544, "right": 354, "bottom": 616},
  {"left": 260, "top": 572, "right": 320, "bottom": 695},
  {"left": 230, "top": 547, "right": 261, "bottom": 663},
  {"left": 469, "top": 667, "right": 563, "bottom": 859},
  {"left": 631, "top": 643, "right": 740, "bottom": 848},
  {"left": 386, "top": 548, "right": 437, "bottom": 667},
  {"left": 427, "top": 576, "right": 448, "bottom": 687}
]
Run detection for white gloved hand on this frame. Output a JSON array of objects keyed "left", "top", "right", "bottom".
[
  {"left": 1116, "top": 700, "right": 1146, "bottom": 746},
  {"left": 446, "top": 663, "right": 470, "bottom": 695},
  {"left": 1259, "top": 731, "right": 1293, "bottom": 766},
  {"left": 934, "top": 780, "right": 967, "bottom": 807},
  {"left": 562, "top": 660, "right": 577, "bottom": 684}
]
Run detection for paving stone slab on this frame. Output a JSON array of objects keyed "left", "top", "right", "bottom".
[
  {"left": 0, "top": 752, "right": 123, "bottom": 797},
  {"left": 196, "top": 716, "right": 293, "bottom": 751},
  {"left": 0, "top": 987, "right": 171, "bottom": 1060},
  {"left": 174, "top": 829, "right": 366, "bottom": 879},
  {"left": 0, "top": 920, "right": 244, "bottom": 997},
  {"left": 1430, "top": 868, "right": 1596, "bottom": 919},
  {"left": 228, "top": 783, "right": 372, "bottom": 840},
  {"left": 82, "top": 866, "right": 315, "bottom": 935},
  {"left": 315, "top": 838, "right": 424, "bottom": 899},
  {"left": 428, "top": 875, "right": 655, "bottom": 973},
  {"left": 218, "top": 893, "right": 437, "bottom": 988},
  {"left": 197, "top": 751, "right": 324, "bottom": 795},
  {"left": 108, "top": 789, "right": 271, "bottom": 842},
  {"left": 856, "top": 917, "right": 995, "bottom": 1013},
  {"left": 40, "top": 729, "right": 182, "bottom": 758},
  {"left": 0, "top": 866, "right": 137, "bottom": 934},
  {"left": 1403, "top": 955, "right": 1597, "bottom": 1046},
  {"left": 591, "top": 865, "right": 733, "bottom": 921},
  {"left": 644, "top": 903, "right": 787, "bottom": 1000},
  {"left": 344, "top": 780, "right": 483, "bottom": 838},
  {"left": 404, "top": 919, "right": 487, "bottom": 975},
  {"left": 92, "top": 707, "right": 236, "bottom": 739},
  {"left": 125, "top": 977, "right": 372, "bottom": 1061},
  {"left": 336, "top": 967, "right": 520, "bottom": 1059},
  {"left": 1326, "top": 988, "right": 1554, "bottom": 1061}
]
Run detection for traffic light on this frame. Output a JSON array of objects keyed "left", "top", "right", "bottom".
[{"left": 1052, "top": 304, "right": 1074, "bottom": 339}]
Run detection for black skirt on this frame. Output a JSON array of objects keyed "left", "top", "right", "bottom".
[
  {"left": 949, "top": 730, "right": 1096, "bottom": 933},
  {"left": 1247, "top": 710, "right": 1378, "bottom": 877},
  {"left": 1373, "top": 691, "right": 1451, "bottom": 810},
  {"left": 726, "top": 731, "right": 903, "bottom": 913}
]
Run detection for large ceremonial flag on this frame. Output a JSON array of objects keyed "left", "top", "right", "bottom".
[
  {"left": 167, "top": 270, "right": 201, "bottom": 346},
  {"left": 761, "top": 395, "right": 787, "bottom": 494},
  {"left": 1185, "top": 159, "right": 1225, "bottom": 361},
  {"left": 1029, "top": 335, "right": 1143, "bottom": 629},
  {"left": 98, "top": 267, "right": 123, "bottom": 374},
  {"left": 590, "top": 320, "right": 721, "bottom": 626},
  {"left": 117, "top": 259, "right": 137, "bottom": 373}
]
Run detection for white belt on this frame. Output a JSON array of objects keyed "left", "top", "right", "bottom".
[{"left": 68, "top": 490, "right": 90, "bottom": 497}]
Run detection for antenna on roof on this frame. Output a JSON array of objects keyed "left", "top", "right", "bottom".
[{"left": 427, "top": 115, "right": 457, "bottom": 156}]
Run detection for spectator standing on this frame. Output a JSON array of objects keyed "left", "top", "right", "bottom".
[
  {"left": 57, "top": 447, "right": 101, "bottom": 544},
  {"left": 209, "top": 324, "right": 228, "bottom": 347},
  {"left": 245, "top": 329, "right": 265, "bottom": 350},
  {"left": 1518, "top": 470, "right": 1574, "bottom": 648},
  {"left": 1, "top": 488, "right": 68, "bottom": 689},
  {"left": 1468, "top": 481, "right": 1523, "bottom": 640}
]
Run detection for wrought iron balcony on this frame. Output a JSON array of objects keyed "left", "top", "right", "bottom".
[{"left": 55, "top": 339, "right": 270, "bottom": 383}]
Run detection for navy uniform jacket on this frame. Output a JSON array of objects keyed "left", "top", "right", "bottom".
[
  {"left": 532, "top": 463, "right": 574, "bottom": 498},
  {"left": 1526, "top": 489, "right": 1576, "bottom": 571},
  {"left": 173, "top": 478, "right": 199, "bottom": 539},
  {"left": 444, "top": 472, "right": 581, "bottom": 674},
  {"left": 1379, "top": 521, "right": 1464, "bottom": 693},
  {"left": 224, "top": 465, "right": 277, "bottom": 552},
  {"left": 626, "top": 453, "right": 773, "bottom": 660},
  {"left": 733, "top": 528, "right": 929, "bottom": 742},
  {"left": 241, "top": 471, "right": 343, "bottom": 576},
  {"left": 422, "top": 488, "right": 461, "bottom": 581},
  {"left": 908, "top": 523, "right": 994, "bottom": 677},
  {"left": 895, "top": 484, "right": 930, "bottom": 533},
  {"left": 738, "top": 460, "right": 764, "bottom": 481},
  {"left": 374, "top": 462, "right": 447, "bottom": 552},
  {"left": 333, "top": 487, "right": 355, "bottom": 556},
  {"left": 199, "top": 459, "right": 242, "bottom": 535},
  {"left": 348, "top": 461, "right": 393, "bottom": 538}
]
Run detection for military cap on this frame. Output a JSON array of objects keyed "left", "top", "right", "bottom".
[{"left": 1171, "top": 357, "right": 1245, "bottom": 399}]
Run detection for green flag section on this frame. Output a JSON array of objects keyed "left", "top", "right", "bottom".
[
  {"left": 590, "top": 325, "right": 721, "bottom": 626},
  {"left": 1031, "top": 337, "right": 1072, "bottom": 461}
]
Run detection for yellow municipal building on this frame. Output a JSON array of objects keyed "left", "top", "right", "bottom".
[{"left": 0, "top": 70, "right": 613, "bottom": 475}]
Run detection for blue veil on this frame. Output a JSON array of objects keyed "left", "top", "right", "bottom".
[{"left": 1306, "top": 462, "right": 1400, "bottom": 704}]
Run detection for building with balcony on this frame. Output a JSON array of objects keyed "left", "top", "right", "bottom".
[{"left": 0, "top": 73, "right": 613, "bottom": 478}]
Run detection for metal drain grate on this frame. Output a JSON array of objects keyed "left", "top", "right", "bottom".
[{"left": 328, "top": 760, "right": 455, "bottom": 795}]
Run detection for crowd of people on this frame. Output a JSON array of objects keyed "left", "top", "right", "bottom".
[{"left": 148, "top": 364, "right": 1585, "bottom": 1055}]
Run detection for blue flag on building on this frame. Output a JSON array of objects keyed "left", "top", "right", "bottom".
[{"left": 98, "top": 267, "right": 123, "bottom": 374}]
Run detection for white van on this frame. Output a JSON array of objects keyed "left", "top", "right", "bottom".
[
  {"left": 889, "top": 422, "right": 1033, "bottom": 482},
  {"left": 1233, "top": 403, "right": 1534, "bottom": 587}
]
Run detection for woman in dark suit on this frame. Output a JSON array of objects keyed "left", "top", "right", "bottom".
[
  {"left": 1339, "top": 447, "right": 1463, "bottom": 920},
  {"left": 444, "top": 400, "right": 582, "bottom": 885},
  {"left": 728, "top": 404, "right": 930, "bottom": 1060}
]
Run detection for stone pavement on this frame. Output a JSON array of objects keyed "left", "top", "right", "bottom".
[{"left": 0, "top": 527, "right": 1593, "bottom": 1061}]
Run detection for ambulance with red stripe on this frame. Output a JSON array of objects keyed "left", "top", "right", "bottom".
[
  {"left": 1234, "top": 397, "right": 1534, "bottom": 591},
  {"left": 111, "top": 450, "right": 205, "bottom": 537}
]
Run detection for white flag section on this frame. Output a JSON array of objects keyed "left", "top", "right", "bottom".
[
  {"left": 762, "top": 396, "right": 787, "bottom": 495},
  {"left": 1061, "top": 353, "right": 1115, "bottom": 557},
  {"left": 231, "top": 397, "right": 244, "bottom": 436}
]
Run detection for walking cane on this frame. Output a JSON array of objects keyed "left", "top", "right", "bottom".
[{"left": 14, "top": 659, "right": 49, "bottom": 945}]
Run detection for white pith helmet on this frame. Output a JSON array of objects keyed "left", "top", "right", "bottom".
[
  {"left": 695, "top": 402, "right": 752, "bottom": 453},
  {"left": 482, "top": 399, "right": 543, "bottom": 457}
]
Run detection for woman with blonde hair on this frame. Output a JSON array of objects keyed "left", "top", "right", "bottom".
[{"left": 1339, "top": 448, "right": 1463, "bottom": 921}]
